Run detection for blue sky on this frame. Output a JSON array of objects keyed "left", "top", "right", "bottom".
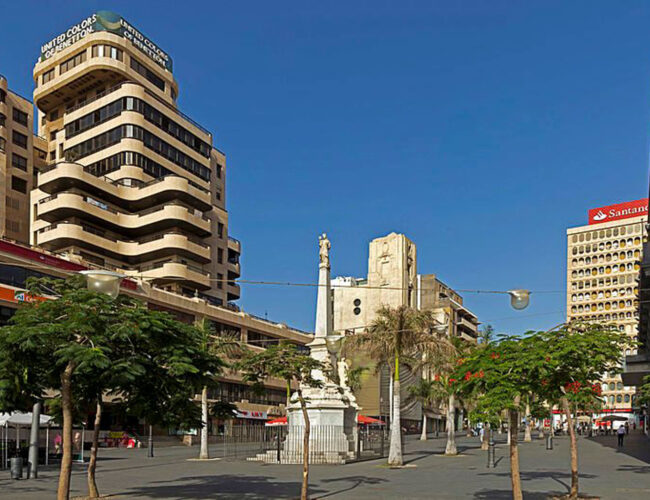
[{"left": 3, "top": 1, "right": 650, "bottom": 334}]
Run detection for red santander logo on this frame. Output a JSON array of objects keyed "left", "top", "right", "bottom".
[{"left": 588, "top": 199, "right": 648, "bottom": 225}]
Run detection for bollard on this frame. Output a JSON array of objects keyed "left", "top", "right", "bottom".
[
  {"left": 487, "top": 435, "right": 495, "bottom": 468},
  {"left": 546, "top": 432, "right": 553, "bottom": 450},
  {"left": 10, "top": 457, "right": 23, "bottom": 480}
]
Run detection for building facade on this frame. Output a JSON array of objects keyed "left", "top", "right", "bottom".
[
  {"left": 0, "top": 74, "right": 47, "bottom": 245},
  {"left": 332, "top": 232, "right": 479, "bottom": 430},
  {"left": 566, "top": 198, "right": 647, "bottom": 417},
  {"left": 30, "top": 11, "right": 240, "bottom": 306}
]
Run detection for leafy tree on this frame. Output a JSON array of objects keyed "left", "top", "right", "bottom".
[
  {"left": 237, "top": 342, "right": 324, "bottom": 500},
  {"left": 534, "top": 322, "right": 630, "bottom": 500},
  {"left": 342, "top": 305, "right": 451, "bottom": 466},
  {"left": 0, "top": 277, "right": 219, "bottom": 500},
  {"left": 637, "top": 374, "right": 650, "bottom": 408},
  {"left": 455, "top": 334, "right": 542, "bottom": 500},
  {"left": 408, "top": 378, "right": 436, "bottom": 441},
  {"left": 194, "top": 319, "right": 242, "bottom": 460}
]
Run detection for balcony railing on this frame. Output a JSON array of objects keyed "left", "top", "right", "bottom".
[
  {"left": 64, "top": 80, "right": 212, "bottom": 137},
  {"left": 39, "top": 161, "right": 211, "bottom": 195}
]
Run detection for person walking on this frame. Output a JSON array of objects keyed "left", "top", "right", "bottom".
[{"left": 617, "top": 424, "right": 626, "bottom": 447}]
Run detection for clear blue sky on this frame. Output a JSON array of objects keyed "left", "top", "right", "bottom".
[{"left": 3, "top": 1, "right": 650, "bottom": 334}]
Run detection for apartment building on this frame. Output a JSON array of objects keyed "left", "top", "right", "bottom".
[
  {"left": 332, "top": 232, "right": 479, "bottom": 430},
  {"left": 566, "top": 198, "right": 647, "bottom": 417},
  {"left": 29, "top": 11, "right": 240, "bottom": 306},
  {"left": 0, "top": 74, "right": 47, "bottom": 245}
]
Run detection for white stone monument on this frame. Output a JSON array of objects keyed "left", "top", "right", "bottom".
[{"left": 253, "top": 234, "right": 359, "bottom": 464}]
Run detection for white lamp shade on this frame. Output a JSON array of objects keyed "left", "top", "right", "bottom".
[
  {"left": 508, "top": 289, "right": 530, "bottom": 310},
  {"left": 79, "top": 270, "right": 124, "bottom": 299}
]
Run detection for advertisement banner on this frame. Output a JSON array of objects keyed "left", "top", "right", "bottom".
[
  {"left": 0, "top": 286, "right": 47, "bottom": 304},
  {"left": 588, "top": 199, "right": 648, "bottom": 225},
  {"left": 40, "top": 11, "right": 173, "bottom": 71}
]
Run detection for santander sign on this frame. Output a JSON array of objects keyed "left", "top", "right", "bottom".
[{"left": 588, "top": 199, "right": 648, "bottom": 225}]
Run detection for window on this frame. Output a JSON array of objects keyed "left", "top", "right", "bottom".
[
  {"left": 217, "top": 248, "right": 223, "bottom": 264},
  {"left": 59, "top": 51, "right": 87, "bottom": 74},
  {"left": 217, "top": 164, "right": 223, "bottom": 178},
  {"left": 218, "top": 223, "right": 224, "bottom": 238},
  {"left": 0, "top": 88, "right": 6, "bottom": 102},
  {"left": 217, "top": 273, "right": 224, "bottom": 289},
  {"left": 5, "top": 220, "right": 20, "bottom": 233},
  {"left": 0, "top": 112, "right": 5, "bottom": 127},
  {"left": 12, "top": 108, "right": 28, "bottom": 127},
  {"left": 64, "top": 124, "right": 211, "bottom": 181},
  {"left": 11, "top": 153, "right": 27, "bottom": 171},
  {"left": 11, "top": 176, "right": 27, "bottom": 193},
  {"left": 49, "top": 110, "right": 59, "bottom": 120},
  {"left": 92, "top": 44, "right": 123, "bottom": 61},
  {"left": 130, "top": 57, "right": 165, "bottom": 91},
  {"left": 12, "top": 131, "right": 27, "bottom": 149},
  {"left": 42, "top": 69, "right": 55, "bottom": 85}
]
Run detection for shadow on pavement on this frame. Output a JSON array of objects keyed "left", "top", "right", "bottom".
[
  {"left": 473, "top": 489, "right": 566, "bottom": 499},
  {"left": 117, "top": 474, "right": 317, "bottom": 499},
  {"left": 477, "top": 470, "right": 598, "bottom": 497},
  {"left": 587, "top": 432, "right": 650, "bottom": 465},
  {"left": 317, "top": 475, "right": 388, "bottom": 498}
]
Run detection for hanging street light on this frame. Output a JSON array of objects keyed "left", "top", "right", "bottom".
[
  {"left": 507, "top": 289, "right": 530, "bottom": 310},
  {"left": 79, "top": 270, "right": 125, "bottom": 299}
]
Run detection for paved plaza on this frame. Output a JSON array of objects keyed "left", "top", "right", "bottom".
[{"left": 1, "top": 432, "right": 649, "bottom": 499}]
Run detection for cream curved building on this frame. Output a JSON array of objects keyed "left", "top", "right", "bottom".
[{"left": 30, "top": 11, "right": 240, "bottom": 305}]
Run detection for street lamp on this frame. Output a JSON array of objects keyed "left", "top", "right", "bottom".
[
  {"left": 79, "top": 270, "right": 125, "bottom": 299},
  {"left": 508, "top": 289, "right": 530, "bottom": 310}
]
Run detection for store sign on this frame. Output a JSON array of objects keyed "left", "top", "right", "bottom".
[
  {"left": 0, "top": 286, "right": 46, "bottom": 304},
  {"left": 588, "top": 199, "right": 648, "bottom": 225},
  {"left": 39, "top": 11, "right": 173, "bottom": 71},
  {"left": 235, "top": 410, "right": 268, "bottom": 420}
]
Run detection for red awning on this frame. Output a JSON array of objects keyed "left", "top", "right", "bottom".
[
  {"left": 265, "top": 415, "right": 386, "bottom": 426},
  {"left": 357, "top": 415, "right": 385, "bottom": 425},
  {"left": 265, "top": 416, "right": 287, "bottom": 426}
]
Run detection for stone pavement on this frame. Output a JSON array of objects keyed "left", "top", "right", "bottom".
[{"left": 1, "top": 431, "right": 649, "bottom": 499}]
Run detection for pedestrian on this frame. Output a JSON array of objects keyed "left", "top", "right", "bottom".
[
  {"left": 625, "top": 422, "right": 630, "bottom": 434},
  {"left": 617, "top": 424, "right": 625, "bottom": 447},
  {"left": 54, "top": 432, "right": 62, "bottom": 457}
]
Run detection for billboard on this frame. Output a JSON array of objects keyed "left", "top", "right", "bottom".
[
  {"left": 588, "top": 199, "right": 648, "bottom": 225},
  {"left": 39, "top": 11, "right": 173, "bottom": 71}
]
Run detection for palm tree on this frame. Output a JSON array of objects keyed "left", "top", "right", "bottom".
[
  {"left": 343, "top": 305, "right": 451, "bottom": 466},
  {"left": 428, "top": 336, "right": 474, "bottom": 456},
  {"left": 195, "top": 319, "right": 242, "bottom": 460},
  {"left": 408, "top": 378, "right": 435, "bottom": 440},
  {"left": 346, "top": 365, "right": 368, "bottom": 393},
  {"left": 478, "top": 324, "right": 494, "bottom": 346}
]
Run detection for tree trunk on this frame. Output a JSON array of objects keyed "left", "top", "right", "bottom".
[
  {"left": 481, "top": 423, "right": 489, "bottom": 451},
  {"left": 524, "top": 402, "right": 532, "bottom": 442},
  {"left": 420, "top": 413, "right": 427, "bottom": 441},
  {"left": 57, "top": 362, "right": 75, "bottom": 500},
  {"left": 388, "top": 353, "right": 403, "bottom": 466},
  {"left": 509, "top": 408, "right": 523, "bottom": 500},
  {"left": 445, "top": 393, "right": 457, "bottom": 455},
  {"left": 87, "top": 397, "right": 102, "bottom": 498},
  {"left": 199, "top": 386, "right": 209, "bottom": 459},
  {"left": 297, "top": 389, "right": 310, "bottom": 500},
  {"left": 561, "top": 396, "right": 579, "bottom": 499}
]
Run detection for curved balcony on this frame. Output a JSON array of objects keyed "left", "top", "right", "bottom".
[
  {"left": 227, "top": 282, "right": 241, "bottom": 302},
  {"left": 38, "top": 192, "right": 211, "bottom": 237},
  {"left": 39, "top": 162, "right": 211, "bottom": 212},
  {"left": 227, "top": 261, "right": 241, "bottom": 279},
  {"left": 126, "top": 262, "right": 210, "bottom": 291},
  {"left": 36, "top": 222, "right": 210, "bottom": 264}
]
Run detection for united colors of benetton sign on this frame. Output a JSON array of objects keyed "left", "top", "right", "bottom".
[
  {"left": 588, "top": 199, "right": 648, "bottom": 225},
  {"left": 39, "top": 11, "right": 172, "bottom": 71}
]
